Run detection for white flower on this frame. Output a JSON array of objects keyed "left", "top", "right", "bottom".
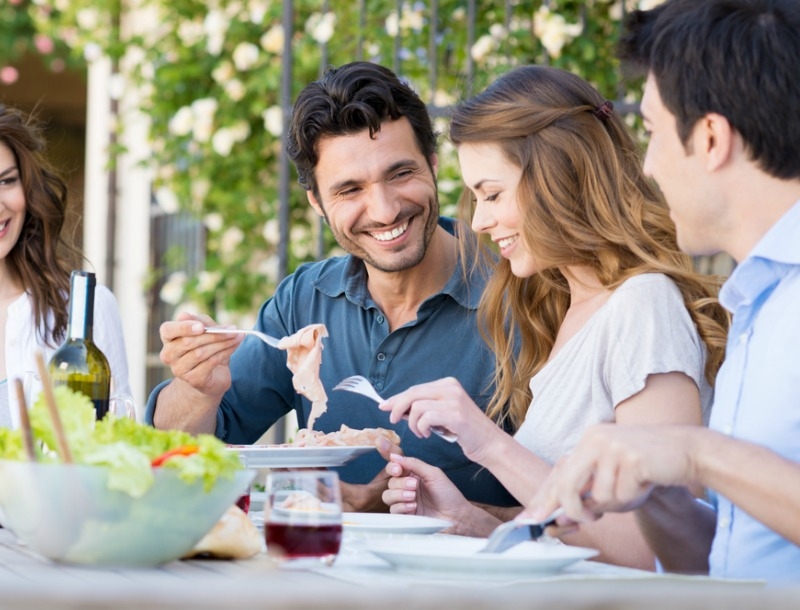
[
  {"left": 220, "top": 227, "right": 245, "bottom": 254},
  {"left": 76, "top": 8, "right": 100, "bottom": 30},
  {"left": 224, "top": 79, "right": 246, "bottom": 101},
  {"left": 191, "top": 98, "right": 218, "bottom": 143},
  {"left": 471, "top": 34, "right": 497, "bottom": 62},
  {"left": 196, "top": 270, "right": 222, "bottom": 293},
  {"left": 533, "top": 7, "right": 583, "bottom": 59},
  {"left": 306, "top": 12, "right": 337, "bottom": 44},
  {"left": 438, "top": 179, "right": 458, "bottom": 194},
  {"left": 83, "top": 42, "right": 102, "bottom": 62},
  {"left": 212, "top": 121, "right": 250, "bottom": 156},
  {"left": 452, "top": 7, "right": 465, "bottom": 21},
  {"left": 212, "top": 62, "right": 235, "bottom": 84},
  {"left": 155, "top": 187, "right": 180, "bottom": 214},
  {"left": 212, "top": 128, "right": 236, "bottom": 156},
  {"left": 260, "top": 25, "right": 284, "bottom": 54},
  {"left": 433, "top": 89, "right": 454, "bottom": 107},
  {"left": 262, "top": 106, "right": 283, "bottom": 137},
  {"left": 204, "top": 212, "right": 225, "bottom": 232},
  {"left": 191, "top": 178, "right": 211, "bottom": 205},
  {"left": 168, "top": 106, "right": 194, "bottom": 137},
  {"left": 489, "top": 23, "right": 506, "bottom": 39},
  {"left": 638, "top": 0, "right": 666, "bottom": 10},
  {"left": 400, "top": 8, "right": 424, "bottom": 32},
  {"left": 160, "top": 272, "right": 187, "bottom": 305},
  {"left": 385, "top": 13, "right": 399, "bottom": 37},
  {"left": 232, "top": 41, "right": 260, "bottom": 71},
  {"left": 248, "top": 0, "right": 270, "bottom": 24},
  {"left": 204, "top": 10, "right": 229, "bottom": 55},
  {"left": 177, "top": 20, "right": 205, "bottom": 47},
  {"left": 259, "top": 255, "right": 280, "bottom": 284},
  {"left": 262, "top": 218, "right": 280, "bottom": 245},
  {"left": 108, "top": 73, "right": 125, "bottom": 101}
]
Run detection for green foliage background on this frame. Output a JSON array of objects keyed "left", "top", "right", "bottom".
[{"left": 2, "top": 0, "right": 653, "bottom": 321}]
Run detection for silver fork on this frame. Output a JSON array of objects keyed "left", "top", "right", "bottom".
[
  {"left": 204, "top": 326, "right": 282, "bottom": 348},
  {"left": 333, "top": 375, "right": 458, "bottom": 443}
]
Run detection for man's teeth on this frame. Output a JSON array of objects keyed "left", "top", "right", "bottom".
[
  {"left": 497, "top": 236, "right": 517, "bottom": 249},
  {"left": 0, "top": 220, "right": 8, "bottom": 231},
  {"left": 372, "top": 221, "right": 409, "bottom": 242}
]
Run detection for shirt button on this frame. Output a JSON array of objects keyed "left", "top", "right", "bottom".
[
  {"left": 376, "top": 315, "right": 385, "bottom": 324},
  {"left": 738, "top": 333, "right": 748, "bottom": 345},
  {"left": 718, "top": 517, "right": 731, "bottom": 529},
  {"left": 377, "top": 353, "right": 386, "bottom": 362},
  {"left": 722, "top": 423, "right": 734, "bottom": 435}
]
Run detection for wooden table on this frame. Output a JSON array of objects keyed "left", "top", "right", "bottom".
[{"left": 0, "top": 529, "right": 797, "bottom": 610}]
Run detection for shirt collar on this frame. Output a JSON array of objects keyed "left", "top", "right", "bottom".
[
  {"left": 312, "top": 217, "right": 483, "bottom": 311},
  {"left": 720, "top": 198, "right": 800, "bottom": 311},
  {"left": 747, "top": 198, "right": 800, "bottom": 265}
]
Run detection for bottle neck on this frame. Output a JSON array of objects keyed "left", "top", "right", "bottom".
[{"left": 67, "top": 272, "right": 95, "bottom": 342}]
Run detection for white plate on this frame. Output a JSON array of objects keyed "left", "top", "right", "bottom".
[
  {"left": 343, "top": 513, "right": 452, "bottom": 535},
  {"left": 366, "top": 535, "right": 598, "bottom": 577},
  {"left": 227, "top": 445, "right": 375, "bottom": 468}
]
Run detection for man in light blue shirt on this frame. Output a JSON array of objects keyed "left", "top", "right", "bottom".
[{"left": 525, "top": 0, "right": 800, "bottom": 583}]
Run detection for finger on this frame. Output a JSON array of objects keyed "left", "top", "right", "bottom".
[
  {"left": 160, "top": 317, "right": 207, "bottom": 343},
  {"left": 381, "top": 485, "right": 417, "bottom": 507},
  {"left": 388, "top": 501, "right": 417, "bottom": 514},
  {"left": 375, "top": 436, "right": 401, "bottom": 460}
]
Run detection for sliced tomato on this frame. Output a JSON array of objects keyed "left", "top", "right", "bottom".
[{"left": 151, "top": 444, "right": 200, "bottom": 467}]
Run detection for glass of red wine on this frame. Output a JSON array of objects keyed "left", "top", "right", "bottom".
[{"left": 264, "top": 471, "right": 342, "bottom": 567}]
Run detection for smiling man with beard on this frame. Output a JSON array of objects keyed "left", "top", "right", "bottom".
[{"left": 147, "top": 62, "right": 518, "bottom": 513}]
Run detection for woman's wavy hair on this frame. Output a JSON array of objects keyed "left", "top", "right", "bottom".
[
  {"left": 450, "top": 66, "right": 729, "bottom": 429},
  {"left": 0, "top": 105, "right": 81, "bottom": 345}
]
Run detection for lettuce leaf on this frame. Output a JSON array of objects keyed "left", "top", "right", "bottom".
[{"left": 1, "top": 386, "right": 241, "bottom": 497}]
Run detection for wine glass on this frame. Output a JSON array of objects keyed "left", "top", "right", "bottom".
[
  {"left": 264, "top": 471, "right": 342, "bottom": 567},
  {"left": 109, "top": 391, "right": 137, "bottom": 420}
]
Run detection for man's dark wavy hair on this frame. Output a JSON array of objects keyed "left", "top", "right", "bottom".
[
  {"left": 286, "top": 61, "right": 438, "bottom": 199},
  {"left": 619, "top": 0, "right": 800, "bottom": 180}
]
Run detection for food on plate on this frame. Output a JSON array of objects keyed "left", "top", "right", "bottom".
[
  {"left": 0, "top": 386, "right": 242, "bottom": 498},
  {"left": 287, "top": 424, "right": 400, "bottom": 448},
  {"left": 183, "top": 505, "right": 263, "bottom": 560},
  {"left": 277, "top": 323, "right": 329, "bottom": 430}
]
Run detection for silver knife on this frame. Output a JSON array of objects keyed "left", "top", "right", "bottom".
[{"left": 478, "top": 508, "right": 563, "bottom": 554}]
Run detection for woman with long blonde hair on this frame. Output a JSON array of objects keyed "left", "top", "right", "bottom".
[{"left": 380, "top": 65, "right": 728, "bottom": 570}]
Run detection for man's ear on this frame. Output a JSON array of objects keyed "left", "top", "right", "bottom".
[
  {"left": 702, "top": 112, "right": 735, "bottom": 172},
  {"left": 307, "top": 190, "right": 325, "bottom": 218},
  {"left": 430, "top": 153, "right": 439, "bottom": 177}
]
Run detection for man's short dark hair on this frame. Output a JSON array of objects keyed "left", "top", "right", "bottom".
[
  {"left": 286, "top": 61, "right": 438, "bottom": 198},
  {"left": 620, "top": 0, "right": 800, "bottom": 180}
]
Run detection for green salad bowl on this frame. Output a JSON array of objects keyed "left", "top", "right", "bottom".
[{"left": 0, "top": 460, "right": 254, "bottom": 567}]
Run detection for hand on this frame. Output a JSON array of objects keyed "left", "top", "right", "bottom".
[
  {"left": 378, "top": 377, "right": 502, "bottom": 461},
  {"left": 382, "top": 454, "right": 504, "bottom": 536},
  {"left": 340, "top": 435, "right": 403, "bottom": 512},
  {"left": 159, "top": 312, "right": 244, "bottom": 401},
  {"left": 523, "top": 424, "right": 699, "bottom": 525},
  {"left": 382, "top": 454, "right": 471, "bottom": 524}
]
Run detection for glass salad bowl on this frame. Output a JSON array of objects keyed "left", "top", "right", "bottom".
[{"left": 0, "top": 460, "right": 254, "bottom": 567}]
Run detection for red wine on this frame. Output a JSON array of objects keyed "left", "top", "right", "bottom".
[
  {"left": 265, "top": 522, "right": 342, "bottom": 558},
  {"left": 236, "top": 492, "right": 251, "bottom": 514}
]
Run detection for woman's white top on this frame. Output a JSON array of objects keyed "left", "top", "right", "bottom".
[
  {"left": 514, "top": 273, "right": 712, "bottom": 465},
  {"left": 0, "top": 287, "right": 131, "bottom": 428}
]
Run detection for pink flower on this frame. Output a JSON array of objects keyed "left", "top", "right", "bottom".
[
  {"left": 35, "top": 34, "right": 55, "bottom": 55},
  {"left": 0, "top": 66, "right": 19, "bottom": 85}
]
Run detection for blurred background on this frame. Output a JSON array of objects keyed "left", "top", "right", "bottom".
[{"left": 0, "top": 0, "right": 733, "bottom": 410}]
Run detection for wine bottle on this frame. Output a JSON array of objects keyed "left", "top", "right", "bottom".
[{"left": 48, "top": 271, "right": 111, "bottom": 419}]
